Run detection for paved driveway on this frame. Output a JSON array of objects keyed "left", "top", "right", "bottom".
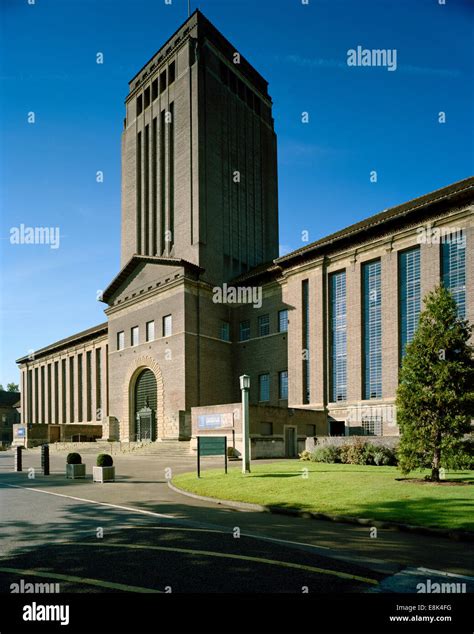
[{"left": 0, "top": 449, "right": 472, "bottom": 595}]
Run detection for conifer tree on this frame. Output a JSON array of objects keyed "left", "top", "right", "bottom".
[{"left": 397, "top": 285, "right": 473, "bottom": 481}]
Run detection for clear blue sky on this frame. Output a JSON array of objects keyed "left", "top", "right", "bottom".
[{"left": 1, "top": 0, "right": 473, "bottom": 385}]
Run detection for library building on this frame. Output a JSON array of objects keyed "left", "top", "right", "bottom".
[{"left": 16, "top": 11, "right": 473, "bottom": 457}]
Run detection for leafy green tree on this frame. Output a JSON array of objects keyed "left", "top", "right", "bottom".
[
  {"left": 397, "top": 285, "right": 473, "bottom": 481},
  {"left": 0, "top": 383, "right": 19, "bottom": 392}
]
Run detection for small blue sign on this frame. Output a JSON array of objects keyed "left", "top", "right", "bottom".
[
  {"left": 198, "top": 414, "right": 223, "bottom": 430},
  {"left": 17, "top": 427, "right": 26, "bottom": 438}
]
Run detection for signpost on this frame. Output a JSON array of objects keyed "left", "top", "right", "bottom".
[
  {"left": 197, "top": 436, "right": 227, "bottom": 478},
  {"left": 13, "top": 426, "right": 26, "bottom": 448},
  {"left": 240, "top": 375, "right": 251, "bottom": 474}
]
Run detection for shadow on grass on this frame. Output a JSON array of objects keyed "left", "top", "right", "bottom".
[
  {"left": 395, "top": 470, "right": 474, "bottom": 484},
  {"left": 250, "top": 473, "right": 301, "bottom": 478},
  {"left": 263, "top": 495, "right": 474, "bottom": 532}
]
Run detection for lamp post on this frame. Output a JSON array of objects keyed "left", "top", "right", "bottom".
[{"left": 240, "top": 374, "right": 250, "bottom": 474}]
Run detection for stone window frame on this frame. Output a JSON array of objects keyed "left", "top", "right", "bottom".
[
  {"left": 258, "top": 314, "right": 270, "bottom": 337},
  {"left": 163, "top": 314, "right": 172, "bottom": 338},
  {"left": 146, "top": 320, "right": 155, "bottom": 342},
  {"left": 117, "top": 331, "right": 125, "bottom": 351},
  {"left": 131, "top": 326, "right": 140, "bottom": 347}
]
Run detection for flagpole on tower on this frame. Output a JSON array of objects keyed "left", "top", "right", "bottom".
[{"left": 188, "top": 0, "right": 191, "bottom": 17}]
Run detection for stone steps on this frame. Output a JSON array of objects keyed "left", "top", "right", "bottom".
[{"left": 30, "top": 440, "right": 193, "bottom": 457}]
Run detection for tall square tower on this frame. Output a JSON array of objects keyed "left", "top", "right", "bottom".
[{"left": 121, "top": 10, "right": 279, "bottom": 284}]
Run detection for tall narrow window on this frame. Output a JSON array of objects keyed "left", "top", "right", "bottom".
[
  {"left": 105, "top": 344, "right": 109, "bottom": 417},
  {"left": 441, "top": 231, "right": 466, "bottom": 317},
  {"left": 69, "top": 357, "right": 75, "bottom": 423},
  {"left": 146, "top": 321, "right": 155, "bottom": 342},
  {"left": 152, "top": 117, "right": 157, "bottom": 256},
  {"left": 61, "top": 359, "right": 66, "bottom": 424},
  {"left": 86, "top": 351, "right": 92, "bottom": 422},
  {"left": 47, "top": 364, "right": 51, "bottom": 424},
  {"left": 239, "top": 320, "right": 250, "bottom": 341},
  {"left": 399, "top": 247, "right": 421, "bottom": 358},
  {"left": 259, "top": 374, "right": 270, "bottom": 402},
  {"left": 169, "top": 102, "right": 174, "bottom": 248},
  {"left": 151, "top": 78, "right": 158, "bottom": 101},
  {"left": 144, "top": 124, "right": 150, "bottom": 255},
  {"left": 220, "top": 321, "right": 230, "bottom": 342},
  {"left": 117, "top": 331, "right": 125, "bottom": 351},
  {"left": 144, "top": 86, "right": 150, "bottom": 109},
  {"left": 258, "top": 314, "right": 270, "bottom": 337},
  {"left": 362, "top": 260, "right": 382, "bottom": 399},
  {"left": 40, "top": 366, "right": 45, "bottom": 424},
  {"left": 302, "top": 280, "right": 310, "bottom": 404},
  {"left": 96, "top": 348, "right": 102, "bottom": 420},
  {"left": 131, "top": 326, "right": 139, "bottom": 347},
  {"left": 136, "top": 94, "right": 143, "bottom": 116},
  {"left": 34, "top": 367, "right": 38, "bottom": 424},
  {"left": 330, "top": 271, "right": 347, "bottom": 402},
  {"left": 278, "top": 309, "right": 288, "bottom": 333},
  {"left": 168, "top": 61, "right": 176, "bottom": 85},
  {"left": 136, "top": 131, "right": 142, "bottom": 253},
  {"left": 54, "top": 361, "right": 59, "bottom": 423},
  {"left": 163, "top": 315, "right": 172, "bottom": 337},
  {"left": 21, "top": 371, "right": 26, "bottom": 423},
  {"left": 279, "top": 370, "right": 288, "bottom": 400},
  {"left": 77, "top": 354, "right": 83, "bottom": 422},
  {"left": 160, "top": 109, "right": 166, "bottom": 254},
  {"left": 27, "top": 369, "right": 32, "bottom": 423},
  {"left": 160, "top": 69, "right": 167, "bottom": 94}
]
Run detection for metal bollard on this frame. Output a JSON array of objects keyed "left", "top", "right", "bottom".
[
  {"left": 41, "top": 444, "right": 50, "bottom": 476},
  {"left": 14, "top": 446, "right": 23, "bottom": 472}
]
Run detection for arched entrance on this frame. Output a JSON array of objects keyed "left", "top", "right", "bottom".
[{"left": 134, "top": 369, "right": 157, "bottom": 441}]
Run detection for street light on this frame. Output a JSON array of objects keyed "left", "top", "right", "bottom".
[{"left": 240, "top": 375, "right": 250, "bottom": 474}]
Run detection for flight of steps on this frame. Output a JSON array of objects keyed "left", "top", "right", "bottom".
[{"left": 131, "top": 440, "right": 193, "bottom": 458}]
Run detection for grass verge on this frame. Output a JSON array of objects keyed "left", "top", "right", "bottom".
[{"left": 172, "top": 462, "right": 474, "bottom": 531}]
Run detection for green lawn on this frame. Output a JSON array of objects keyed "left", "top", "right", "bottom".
[{"left": 173, "top": 462, "right": 474, "bottom": 531}]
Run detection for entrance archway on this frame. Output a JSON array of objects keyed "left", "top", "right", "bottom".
[
  {"left": 122, "top": 356, "right": 165, "bottom": 442},
  {"left": 134, "top": 369, "right": 157, "bottom": 441}
]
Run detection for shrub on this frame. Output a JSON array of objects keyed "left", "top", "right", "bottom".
[
  {"left": 66, "top": 453, "right": 82, "bottom": 465},
  {"left": 311, "top": 445, "right": 340, "bottom": 463},
  {"left": 373, "top": 446, "right": 398, "bottom": 466},
  {"left": 338, "top": 439, "right": 398, "bottom": 466},
  {"left": 338, "top": 443, "right": 350, "bottom": 464},
  {"left": 443, "top": 437, "right": 474, "bottom": 470},
  {"left": 339, "top": 437, "right": 367, "bottom": 464},
  {"left": 96, "top": 453, "right": 113, "bottom": 467},
  {"left": 299, "top": 450, "right": 312, "bottom": 461}
]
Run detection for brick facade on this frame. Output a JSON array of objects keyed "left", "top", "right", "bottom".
[{"left": 15, "top": 11, "right": 474, "bottom": 448}]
